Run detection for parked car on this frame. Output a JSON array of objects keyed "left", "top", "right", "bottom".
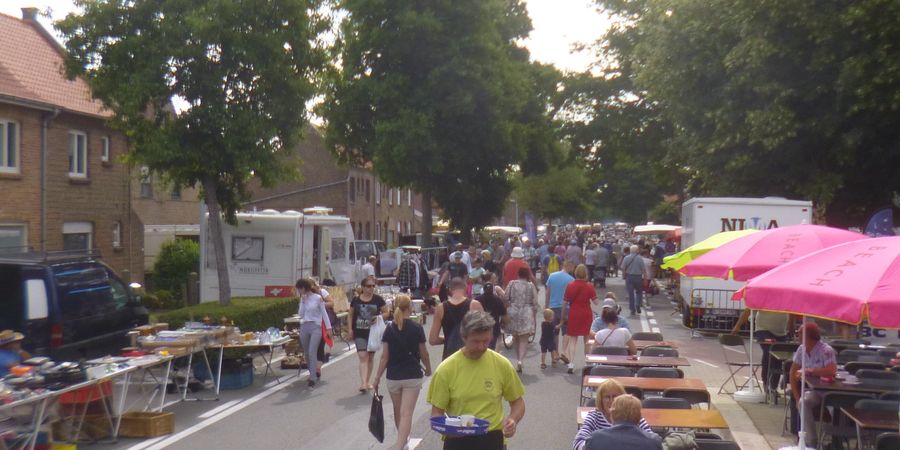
[{"left": 0, "top": 250, "right": 148, "bottom": 360}]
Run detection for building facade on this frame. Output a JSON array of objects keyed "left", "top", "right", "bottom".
[{"left": 246, "top": 127, "right": 421, "bottom": 247}]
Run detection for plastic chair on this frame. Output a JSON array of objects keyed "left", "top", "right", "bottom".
[
  {"left": 837, "top": 349, "right": 879, "bottom": 364},
  {"left": 854, "top": 398, "right": 900, "bottom": 412},
  {"left": 642, "top": 397, "right": 691, "bottom": 410},
  {"left": 632, "top": 332, "right": 664, "bottom": 341},
  {"left": 663, "top": 388, "right": 711, "bottom": 409},
  {"left": 876, "top": 432, "right": 900, "bottom": 450},
  {"left": 879, "top": 392, "right": 900, "bottom": 401},
  {"left": 717, "top": 334, "right": 760, "bottom": 394},
  {"left": 695, "top": 439, "right": 740, "bottom": 450},
  {"left": 590, "top": 365, "right": 633, "bottom": 377},
  {"left": 624, "top": 385, "right": 644, "bottom": 400},
  {"left": 636, "top": 367, "right": 682, "bottom": 378},
  {"left": 843, "top": 361, "right": 886, "bottom": 375},
  {"left": 591, "top": 346, "right": 629, "bottom": 356},
  {"left": 816, "top": 392, "right": 875, "bottom": 448},
  {"left": 855, "top": 369, "right": 900, "bottom": 381},
  {"left": 877, "top": 348, "right": 899, "bottom": 360},
  {"left": 641, "top": 346, "right": 679, "bottom": 357}
]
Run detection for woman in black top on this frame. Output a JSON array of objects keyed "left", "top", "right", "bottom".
[
  {"left": 349, "top": 276, "right": 389, "bottom": 392},
  {"left": 475, "top": 281, "right": 508, "bottom": 350},
  {"left": 373, "top": 295, "right": 432, "bottom": 450},
  {"left": 429, "top": 277, "right": 483, "bottom": 360}
]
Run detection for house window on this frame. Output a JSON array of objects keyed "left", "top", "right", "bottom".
[
  {"left": 396, "top": 189, "right": 401, "bottom": 206},
  {"left": 68, "top": 131, "right": 87, "bottom": 178},
  {"left": 0, "top": 224, "right": 26, "bottom": 253},
  {"left": 406, "top": 221, "right": 411, "bottom": 235},
  {"left": 407, "top": 189, "right": 412, "bottom": 206},
  {"left": 0, "top": 120, "right": 19, "bottom": 173},
  {"left": 388, "top": 188, "right": 393, "bottom": 206},
  {"left": 349, "top": 177, "right": 356, "bottom": 203},
  {"left": 140, "top": 166, "right": 152, "bottom": 198},
  {"left": 375, "top": 222, "right": 381, "bottom": 240},
  {"left": 365, "top": 222, "right": 371, "bottom": 239},
  {"left": 170, "top": 188, "right": 181, "bottom": 200},
  {"left": 112, "top": 221, "right": 122, "bottom": 248},
  {"left": 365, "top": 179, "right": 371, "bottom": 202},
  {"left": 63, "top": 222, "right": 93, "bottom": 251},
  {"left": 375, "top": 182, "right": 381, "bottom": 205},
  {"left": 100, "top": 136, "right": 110, "bottom": 162}
]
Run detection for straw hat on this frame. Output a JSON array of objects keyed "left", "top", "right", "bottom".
[
  {"left": 511, "top": 247, "right": 525, "bottom": 258},
  {"left": 0, "top": 330, "right": 25, "bottom": 346}
]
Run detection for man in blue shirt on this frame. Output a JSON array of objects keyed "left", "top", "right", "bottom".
[
  {"left": 544, "top": 261, "right": 575, "bottom": 364},
  {"left": 0, "top": 330, "right": 27, "bottom": 377},
  {"left": 590, "top": 298, "right": 631, "bottom": 333}
]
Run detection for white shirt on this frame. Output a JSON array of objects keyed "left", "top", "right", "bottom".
[
  {"left": 459, "top": 251, "right": 472, "bottom": 272},
  {"left": 362, "top": 262, "right": 376, "bottom": 279},
  {"left": 594, "top": 327, "right": 632, "bottom": 348}
]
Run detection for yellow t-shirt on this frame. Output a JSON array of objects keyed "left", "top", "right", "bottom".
[{"left": 426, "top": 349, "right": 525, "bottom": 432}]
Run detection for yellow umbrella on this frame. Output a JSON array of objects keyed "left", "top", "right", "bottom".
[{"left": 660, "top": 229, "right": 760, "bottom": 271}]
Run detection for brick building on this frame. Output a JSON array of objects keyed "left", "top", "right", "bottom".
[
  {"left": 0, "top": 9, "right": 141, "bottom": 278},
  {"left": 246, "top": 126, "right": 421, "bottom": 246},
  {"left": 132, "top": 166, "right": 202, "bottom": 269}
]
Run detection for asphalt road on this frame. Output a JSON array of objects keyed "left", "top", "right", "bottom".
[{"left": 87, "top": 277, "right": 772, "bottom": 450}]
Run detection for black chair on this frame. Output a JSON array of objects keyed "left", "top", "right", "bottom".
[
  {"left": 636, "top": 367, "right": 682, "bottom": 379},
  {"left": 590, "top": 365, "right": 633, "bottom": 377},
  {"left": 624, "top": 385, "right": 644, "bottom": 400},
  {"left": 855, "top": 369, "right": 900, "bottom": 381},
  {"left": 584, "top": 398, "right": 595, "bottom": 407},
  {"left": 632, "top": 332, "right": 664, "bottom": 341},
  {"left": 880, "top": 391, "right": 900, "bottom": 401},
  {"left": 591, "top": 346, "right": 629, "bottom": 356},
  {"left": 642, "top": 397, "right": 691, "bottom": 410},
  {"left": 641, "top": 346, "right": 679, "bottom": 357},
  {"left": 767, "top": 343, "right": 798, "bottom": 404},
  {"left": 838, "top": 349, "right": 879, "bottom": 364},
  {"left": 830, "top": 339, "right": 872, "bottom": 347},
  {"left": 877, "top": 348, "right": 899, "bottom": 360},
  {"left": 843, "top": 361, "right": 886, "bottom": 375},
  {"left": 816, "top": 392, "right": 875, "bottom": 448},
  {"left": 695, "top": 439, "right": 740, "bottom": 450},
  {"left": 876, "top": 432, "right": 900, "bottom": 450},
  {"left": 854, "top": 398, "right": 900, "bottom": 411},
  {"left": 663, "top": 388, "right": 711, "bottom": 409}
]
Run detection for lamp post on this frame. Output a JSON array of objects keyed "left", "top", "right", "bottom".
[{"left": 510, "top": 198, "right": 519, "bottom": 229}]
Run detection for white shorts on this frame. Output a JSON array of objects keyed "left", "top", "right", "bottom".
[{"left": 386, "top": 377, "right": 423, "bottom": 394}]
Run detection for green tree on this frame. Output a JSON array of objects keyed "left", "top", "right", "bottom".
[
  {"left": 321, "top": 0, "right": 557, "bottom": 242},
  {"left": 57, "top": 0, "right": 329, "bottom": 304},
  {"left": 593, "top": 0, "right": 900, "bottom": 226},
  {"left": 153, "top": 239, "right": 200, "bottom": 298}
]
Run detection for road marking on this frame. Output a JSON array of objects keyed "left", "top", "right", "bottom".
[
  {"left": 409, "top": 438, "right": 423, "bottom": 449},
  {"left": 724, "top": 346, "right": 746, "bottom": 354},
  {"left": 646, "top": 311, "right": 654, "bottom": 317},
  {"left": 693, "top": 358, "right": 719, "bottom": 368},
  {"left": 649, "top": 319, "right": 658, "bottom": 325},
  {"left": 125, "top": 347, "right": 358, "bottom": 450},
  {"left": 651, "top": 327, "right": 661, "bottom": 333},
  {"left": 197, "top": 400, "right": 239, "bottom": 419}
]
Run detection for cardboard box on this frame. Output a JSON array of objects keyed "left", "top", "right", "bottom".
[{"left": 118, "top": 412, "right": 174, "bottom": 438}]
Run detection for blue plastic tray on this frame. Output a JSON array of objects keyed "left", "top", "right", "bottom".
[{"left": 429, "top": 416, "right": 490, "bottom": 437}]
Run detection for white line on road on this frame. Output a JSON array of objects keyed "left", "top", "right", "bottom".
[
  {"left": 646, "top": 311, "right": 654, "bottom": 317},
  {"left": 197, "top": 400, "right": 239, "bottom": 419},
  {"left": 724, "top": 346, "right": 746, "bottom": 354},
  {"left": 126, "top": 347, "right": 359, "bottom": 450},
  {"left": 649, "top": 319, "right": 658, "bottom": 325},
  {"left": 409, "top": 438, "right": 423, "bottom": 449},
  {"left": 651, "top": 327, "right": 661, "bottom": 333},
  {"left": 692, "top": 358, "right": 719, "bottom": 368}
]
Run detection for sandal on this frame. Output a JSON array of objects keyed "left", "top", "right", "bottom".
[
  {"left": 559, "top": 354, "right": 570, "bottom": 364},
  {"left": 540, "top": 363, "right": 547, "bottom": 369}
]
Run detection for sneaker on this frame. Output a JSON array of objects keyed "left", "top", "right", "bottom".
[
  {"left": 307, "top": 379, "right": 315, "bottom": 387},
  {"left": 567, "top": 363, "right": 574, "bottom": 374}
]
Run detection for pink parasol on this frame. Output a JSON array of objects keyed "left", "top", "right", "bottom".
[
  {"left": 736, "top": 236, "right": 900, "bottom": 329},
  {"left": 681, "top": 224, "right": 867, "bottom": 281}
]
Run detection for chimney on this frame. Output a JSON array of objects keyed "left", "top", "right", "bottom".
[{"left": 21, "top": 7, "right": 40, "bottom": 21}]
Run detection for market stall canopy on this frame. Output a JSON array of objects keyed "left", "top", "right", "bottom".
[
  {"left": 633, "top": 223, "right": 682, "bottom": 236},
  {"left": 682, "top": 224, "right": 867, "bottom": 281},
  {"left": 735, "top": 236, "right": 900, "bottom": 329},
  {"left": 484, "top": 226, "right": 524, "bottom": 235},
  {"left": 661, "top": 229, "right": 759, "bottom": 271}
]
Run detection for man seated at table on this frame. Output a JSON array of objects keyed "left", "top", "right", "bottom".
[
  {"left": 589, "top": 296, "right": 631, "bottom": 334},
  {"left": 584, "top": 394, "right": 662, "bottom": 450},
  {"left": 789, "top": 322, "right": 837, "bottom": 449}
]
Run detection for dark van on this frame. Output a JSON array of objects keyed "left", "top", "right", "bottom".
[{"left": 0, "top": 251, "right": 148, "bottom": 359}]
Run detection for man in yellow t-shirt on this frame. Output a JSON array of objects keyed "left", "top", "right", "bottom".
[{"left": 427, "top": 311, "right": 526, "bottom": 449}]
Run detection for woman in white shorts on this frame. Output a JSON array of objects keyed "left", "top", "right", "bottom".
[{"left": 373, "top": 295, "right": 433, "bottom": 450}]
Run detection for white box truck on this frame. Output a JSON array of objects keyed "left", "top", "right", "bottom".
[
  {"left": 679, "top": 197, "right": 813, "bottom": 331},
  {"left": 200, "top": 208, "right": 359, "bottom": 302}
]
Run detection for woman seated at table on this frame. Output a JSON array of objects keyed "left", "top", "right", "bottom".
[
  {"left": 592, "top": 307, "right": 636, "bottom": 355},
  {"left": 573, "top": 379, "right": 658, "bottom": 450}
]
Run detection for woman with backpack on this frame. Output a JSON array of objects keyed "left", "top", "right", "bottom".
[
  {"left": 429, "top": 277, "right": 484, "bottom": 360},
  {"left": 373, "top": 295, "right": 433, "bottom": 450}
]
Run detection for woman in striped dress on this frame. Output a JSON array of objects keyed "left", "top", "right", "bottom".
[{"left": 573, "top": 379, "right": 658, "bottom": 450}]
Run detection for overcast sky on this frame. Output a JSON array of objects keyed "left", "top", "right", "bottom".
[{"left": 1, "top": 0, "right": 608, "bottom": 73}]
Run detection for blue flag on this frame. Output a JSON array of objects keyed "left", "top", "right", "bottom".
[
  {"left": 524, "top": 213, "right": 537, "bottom": 243},
  {"left": 864, "top": 208, "right": 895, "bottom": 237}
]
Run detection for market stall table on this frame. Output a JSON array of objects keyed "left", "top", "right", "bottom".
[
  {"left": 585, "top": 354, "right": 691, "bottom": 367},
  {"left": 582, "top": 376, "right": 705, "bottom": 391},
  {"left": 806, "top": 376, "right": 900, "bottom": 395},
  {"left": 587, "top": 340, "right": 678, "bottom": 351},
  {"left": 222, "top": 335, "right": 293, "bottom": 383},
  {"left": 840, "top": 407, "right": 900, "bottom": 450},
  {"left": 576, "top": 407, "right": 728, "bottom": 428}
]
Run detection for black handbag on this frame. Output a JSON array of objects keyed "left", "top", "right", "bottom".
[{"left": 368, "top": 392, "right": 385, "bottom": 443}]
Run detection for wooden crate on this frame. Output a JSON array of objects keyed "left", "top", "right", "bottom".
[{"left": 118, "top": 412, "right": 174, "bottom": 438}]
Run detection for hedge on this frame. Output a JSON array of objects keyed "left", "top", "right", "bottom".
[{"left": 154, "top": 297, "right": 299, "bottom": 332}]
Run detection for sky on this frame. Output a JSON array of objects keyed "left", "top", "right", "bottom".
[{"left": 0, "top": 0, "right": 609, "bottom": 73}]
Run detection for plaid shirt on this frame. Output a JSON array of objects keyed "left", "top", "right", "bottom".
[{"left": 396, "top": 259, "right": 422, "bottom": 290}]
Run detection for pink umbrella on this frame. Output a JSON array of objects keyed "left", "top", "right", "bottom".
[
  {"left": 736, "top": 236, "right": 900, "bottom": 329},
  {"left": 681, "top": 224, "right": 867, "bottom": 281}
]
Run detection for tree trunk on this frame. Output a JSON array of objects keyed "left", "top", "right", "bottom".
[
  {"left": 422, "top": 187, "right": 433, "bottom": 248},
  {"left": 202, "top": 177, "right": 231, "bottom": 305}
]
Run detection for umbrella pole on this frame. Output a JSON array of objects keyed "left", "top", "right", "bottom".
[
  {"left": 782, "top": 316, "right": 809, "bottom": 450},
  {"left": 735, "top": 309, "right": 765, "bottom": 403}
]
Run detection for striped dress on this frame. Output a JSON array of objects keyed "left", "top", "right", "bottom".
[{"left": 573, "top": 409, "right": 657, "bottom": 450}]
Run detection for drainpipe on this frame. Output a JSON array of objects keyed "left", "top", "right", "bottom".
[{"left": 40, "top": 108, "right": 61, "bottom": 251}]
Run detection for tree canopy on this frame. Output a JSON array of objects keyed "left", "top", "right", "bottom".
[{"left": 58, "top": 0, "right": 329, "bottom": 303}]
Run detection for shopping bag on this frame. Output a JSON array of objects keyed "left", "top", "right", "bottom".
[
  {"left": 367, "top": 316, "right": 386, "bottom": 352},
  {"left": 368, "top": 392, "right": 385, "bottom": 443},
  {"left": 321, "top": 321, "right": 334, "bottom": 348}
]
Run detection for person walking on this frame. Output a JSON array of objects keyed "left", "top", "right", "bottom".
[
  {"left": 361, "top": 255, "right": 377, "bottom": 281},
  {"left": 595, "top": 244, "right": 610, "bottom": 288},
  {"left": 429, "top": 278, "right": 484, "bottom": 360},
  {"left": 560, "top": 264, "right": 598, "bottom": 374},
  {"left": 545, "top": 261, "right": 575, "bottom": 366},
  {"left": 501, "top": 247, "right": 534, "bottom": 289},
  {"left": 295, "top": 278, "right": 333, "bottom": 387},
  {"left": 427, "top": 311, "right": 526, "bottom": 450},
  {"left": 372, "top": 295, "right": 433, "bottom": 450},
  {"left": 584, "top": 243, "right": 598, "bottom": 286},
  {"left": 500, "top": 267, "right": 539, "bottom": 373},
  {"left": 565, "top": 240, "right": 583, "bottom": 266},
  {"left": 349, "top": 277, "right": 389, "bottom": 392},
  {"left": 475, "top": 281, "right": 508, "bottom": 350},
  {"left": 620, "top": 245, "right": 646, "bottom": 315}
]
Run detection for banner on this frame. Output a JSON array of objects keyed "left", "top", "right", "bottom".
[
  {"left": 524, "top": 213, "right": 537, "bottom": 243},
  {"left": 864, "top": 208, "right": 895, "bottom": 237}
]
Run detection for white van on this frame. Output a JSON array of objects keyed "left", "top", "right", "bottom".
[{"left": 200, "top": 208, "right": 358, "bottom": 302}]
